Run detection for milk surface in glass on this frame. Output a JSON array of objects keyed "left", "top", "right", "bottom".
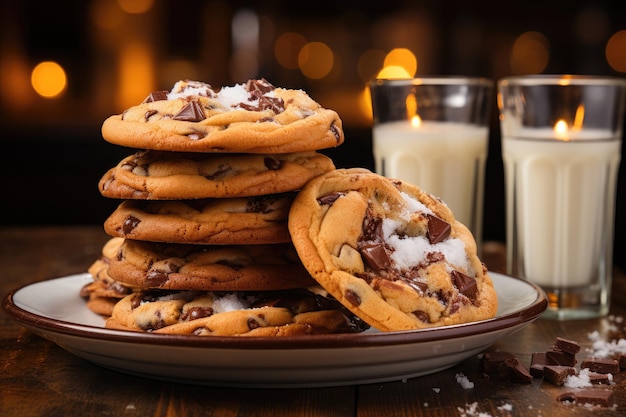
[
  {"left": 502, "top": 130, "right": 620, "bottom": 288},
  {"left": 373, "top": 120, "right": 488, "bottom": 240}
]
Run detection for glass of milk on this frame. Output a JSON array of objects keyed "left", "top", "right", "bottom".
[
  {"left": 498, "top": 75, "right": 626, "bottom": 320},
  {"left": 369, "top": 77, "right": 494, "bottom": 252}
]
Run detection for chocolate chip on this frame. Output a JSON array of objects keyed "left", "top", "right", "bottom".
[
  {"left": 360, "top": 242, "right": 392, "bottom": 272},
  {"left": 330, "top": 123, "right": 341, "bottom": 142},
  {"left": 144, "top": 109, "right": 158, "bottom": 120},
  {"left": 246, "top": 78, "right": 275, "bottom": 94},
  {"left": 145, "top": 270, "right": 170, "bottom": 287},
  {"left": 345, "top": 289, "right": 361, "bottom": 306},
  {"left": 581, "top": 357, "right": 620, "bottom": 374},
  {"left": 264, "top": 157, "right": 282, "bottom": 170},
  {"left": 412, "top": 310, "right": 430, "bottom": 323},
  {"left": 181, "top": 307, "right": 214, "bottom": 321},
  {"left": 317, "top": 192, "right": 344, "bottom": 205},
  {"left": 426, "top": 214, "right": 451, "bottom": 244},
  {"left": 173, "top": 100, "right": 206, "bottom": 122},
  {"left": 451, "top": 270, "right": 477, "bottom": 302},
  {"left": 247, "top": 317, "right": 261, "bottom": 330},
  {"left": 122, "top": 215, "right": 141, "bottom": 234},
  {"left": 142, "top": 90, "right": 168, "bottom": 103}
]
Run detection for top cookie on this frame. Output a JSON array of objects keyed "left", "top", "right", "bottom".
[
  {"left": 101, "top": 79, "right": 344, "bottom": 153},
  {"left": 288, "top": 168, "right": 498, "bottom": 332}
]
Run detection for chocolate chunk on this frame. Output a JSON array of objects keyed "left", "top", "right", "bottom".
[
  {"left": 546, "top": 348, "right": 577, "bottom": 366},
  {"left": 144, "top": 109, "right": 158, "bottom": 120},
  {"left": 497, "top": 357, "right": 533, "bottom": 383},
  {"left": 426, "top": 214, "right": 451, "bottom": 244},
  {"left": 451, "top": 270, "right": 477, "bottom": 302},
  {"left": 543, "top": 365, "right": 576, "bottom": 386},
  {"left": 530, "top": 364, "right": 545, "bottom": 378},
  {"left": 145, "top": 270, "right": 170, "bottom": 287},
  {"left": 247, "top": 317, "right": 261, "bottom": 330},
  {"left": 317, "top": 192, "right": 345, "bottom": 206},
  {"left": 581, "top": 357, "right": 620, "bottom": 374},
  {"left": 344, "top": 289, "right": 361, "bottom": 306},
  {"left": 142, "top": 90, "right": 168, "bottom": 103},
  {"left": 246, "top": 78, "right": 275, "bottom": 94},
  {"left": 557, "top": 389, "right": 614, "bottom": 407},
  {"left": 587, "top": 371, "right": 611, "bottom": 385},
  {"left": 619, "top": 353, "right": 626, "bottom": 369},
  {"left": 264, "top": 157, "right": 282, "bottom": 170},
  {"left": 122, "top": 215, "right": 141, "bottom": 234},
  {"left": 480, "top": 351, "right": 516, "bottom": 373},
  {"left": 553, "top": 337, "right": 581, "bottom": 355},
  {"left": 181, "top": 306, "right": 214, "bottom": 321},
  {"left": 173, "top": 100, "right": 206, "bottom": 122},
  {"left": 360, "top": 242, "right": 392, "bottom": 272},
  {"left": 330, "top": 123, "right": 341, "bottom": 142},
  {"left": 412, "top": 310, "right": 430, "bottom": 323}
]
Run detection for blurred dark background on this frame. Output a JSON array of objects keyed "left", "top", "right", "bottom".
[{"left": 1, "top": 0, "right": 626, "bottom": 268}]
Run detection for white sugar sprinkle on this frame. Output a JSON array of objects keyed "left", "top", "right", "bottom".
[{"left": 455, "top": 372, "right": 474, "bottom": 389}]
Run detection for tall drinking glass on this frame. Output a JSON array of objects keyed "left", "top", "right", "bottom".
[
  {"left": 498, "top": 75, "right": 626, "bottom": 319},
  {"left": 369, "top": 77, "right": 494, "bottom": 251}
]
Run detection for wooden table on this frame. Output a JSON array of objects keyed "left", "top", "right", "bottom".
[{"left": 1, "top": 226, "right": 625, "bottom": 416}]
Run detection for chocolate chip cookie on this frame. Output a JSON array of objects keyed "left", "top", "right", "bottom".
[
  {"left": 288, "top": 168, "right": 498, "bottom": 331},
  {"left": 104, "top": 193, "right": 293, "bottom": 245},
  {"left": 101, "top": 79, "right": 344, "bottom": 153},
  {"left": 107, "top": 239, "right": 317, "bottom": 291},
  {"left": 99, "top": 150, "right": 335, "bottom": 200},
  {"left": 105, "top": 287, "right": 370, "bottom": 336}
]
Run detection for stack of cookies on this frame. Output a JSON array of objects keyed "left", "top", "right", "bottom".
[{"left": 81, "top": 79, "right": 369, "bottom": 336}]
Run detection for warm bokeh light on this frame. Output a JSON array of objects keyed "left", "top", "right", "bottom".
[
  {"left": 510, "top": 31, "right": 549, "bottom": 74},
  {"left": 606, "top": 30, "right": 626, "bottom": 73},
  {"left": 117, "top": 43, "right": 154, "bottom": 110},
  {"left": 376, "top": 65, "right": 411, "bottom": 79},
  {"left": 383, "top": 48, "right": 417, "bottom": 77},
  {"left": 31, "top": 61, "right": 67, "bottom": 98},
  {"left": 117, "top": 0, "right": 154, "bottom": 14},
  {"left": 274, "top": 32, "right": 307, "bottom": 70},
  {"left": 91, "top": 0, "right": 124, "bottom": 29},
  {"left": 298, "top": 42, "right": 334, "bottom": 79}
]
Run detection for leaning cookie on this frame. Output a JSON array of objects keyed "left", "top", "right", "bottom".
[
  {"left": 80, "top": 237, "right": 137, "bottom": 316},
  {"left": 104, "top": 193, "right": 293, "bottom": 245},
  {"left": 105, "top": 287, "right": 370, "bottom": 336},
  {"left": 107, "top": 239, "right": 317, "bottom": 291},
  {"left": 101, "top": 79, "right": 344, "bottom": 153},
  {"left": 99, "top": 150, "right": 335, "bottom": 200},
  {"left": 288, "top": 168, "right": 498, "bottom": 332}
]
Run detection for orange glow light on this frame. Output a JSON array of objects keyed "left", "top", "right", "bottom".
[
  {"left": 31, "top": 61, "right": 67, "bottom": 98},
  {"left": 553, "top": 119, "right": 569, "bottom": 140}
]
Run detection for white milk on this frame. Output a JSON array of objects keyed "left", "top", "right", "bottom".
[
  {"left": 372, "top": 120, "right": 488, "bottom": 242},
  {"left": 502, "top": 130, "right": 620, "bottom": 287}
]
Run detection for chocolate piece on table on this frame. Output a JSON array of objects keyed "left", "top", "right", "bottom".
[
  {"left": 480, "top": 351, "right": 516, "bottom": 373},
  {"left": 619, "top": 353, "right": 626, "bottom": 369},
  {"left": 543, "top": 365, "right": 576, "bottom": 386},
  {"left": 552, "top": 337, "right": 581, "bottom": 355},
  {"left": 557, "top": 389, "right": 614, "bottom": 407},
  {"left": 530, "top": 364, "right": 545, "bottom": 378},
  {"left": 581, "top": 357, "right": 620, "bottom": 374},
  {"left": 587, "top": 371, "right": 611, "bottom": 385},
  {"left": 497, "top": 357, "right": 533, "bottom": 383},
  {"left": 546, "top": 348, "right": 577, "bottom": 366}
]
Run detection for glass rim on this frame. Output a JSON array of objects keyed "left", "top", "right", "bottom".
[
  {"left": 369, "top": 76, "right": 494, "bottom": 88},
  {"left": 498, "top": 74, "right": 626, "bottom": 87}
]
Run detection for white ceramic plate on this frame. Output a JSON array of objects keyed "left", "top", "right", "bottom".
[{"left": 3, "top": 272, "right": 546, "bottom": 388}]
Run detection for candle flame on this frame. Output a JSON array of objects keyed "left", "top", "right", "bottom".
[
  {"left": 554, "top": 119, "right": 569, "bottom": 140},
  {"left": 573, "top": 104, "right": 584, "bottom": 130},
  {"left": 411, "top": 115, "right": 422, "bottom": 127}
]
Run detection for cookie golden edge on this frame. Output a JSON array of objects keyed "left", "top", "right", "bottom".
[{"left": 288, "top": 168, "right": 498, "bottom": 332}]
